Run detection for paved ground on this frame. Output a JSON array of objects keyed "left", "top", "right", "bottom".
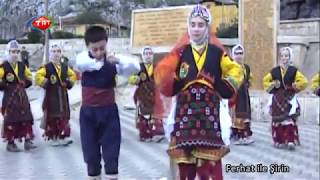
[
  {"left": 0, "top": 104, "right": 319, "bottom": 180},
  {"left": 0, "top": 85, "right": 319, "bottom": 180}
]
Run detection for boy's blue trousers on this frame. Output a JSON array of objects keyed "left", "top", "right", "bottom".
[{"left": 80, "top": 103, "right": 121, "bottom": 176}]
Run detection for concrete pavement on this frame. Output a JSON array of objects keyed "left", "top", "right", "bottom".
[{"left": 0, "top": 84, "right": 318, "bottom": 180}]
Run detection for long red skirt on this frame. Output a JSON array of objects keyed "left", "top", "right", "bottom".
[
  {"left": 272, "top": 120, "right": 300, "bottom": 145},
  {"left": 44, "top": 118, "right": 71, "bottom": 140},
  {"left": 2, "top": 121, "right": 34, "bottom": 142},
  {"left": 179, "top": 160, "right": 223, "bottom": 180},
  {"left": 137, "top": 115, "right": 164, "bottom": 140}
]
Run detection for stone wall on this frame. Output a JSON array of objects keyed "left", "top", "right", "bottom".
[
  {"left": 278, "top": 18, "right": 320, "bottom": 80},
  {"left": 280, "top": 0, "right": 320, "bottom": 20},
  {"left": 49, "top": 38, "right": 131, "bottom": 64}
]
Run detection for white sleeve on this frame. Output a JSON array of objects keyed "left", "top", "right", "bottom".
[
  {"left": 219, "top": 99, "right": 231, "bottom": 146},
  {"left": 115, "top": 55, "right": 140, "bottom": 77},
  {"left": 164, "top": 97, "right": 177, "bottom": 142},
  {"left": 76, "top": 51, "right": 103, "bottom": 72}
]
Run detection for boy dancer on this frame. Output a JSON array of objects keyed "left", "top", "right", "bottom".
[{"left": 76, "top": 26, "right": 140, "bottom": 180}]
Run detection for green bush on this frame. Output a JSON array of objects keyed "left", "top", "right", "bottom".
[
  {"left": 75, "top": 35, "right": 84, "bottom": 38},
  {"left": 18, "top": 39, "right": 31, "bottom": 44},
  {"left": 51, "top": 31, "right": 75, "bottom": 39},
  {"left": 28, "top": 30, "right": 42, "bottom": 43},
  {"left": 75, "top": 11, "right": 105, "bottom": 24},
  {"left": 0, "top": 39, "right": 8, "bottom": 44},
  {"left": 216, "top": 18, "right": 238, "bottom": 38}
]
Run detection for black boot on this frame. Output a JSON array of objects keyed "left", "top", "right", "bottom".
[
  {"left": 24, "top": 139, "right": 37, "bottom": 151},
  {"left": 6, "top": 141, "right": 21, "bottom": 152}
]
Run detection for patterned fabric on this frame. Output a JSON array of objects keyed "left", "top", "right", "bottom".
[
  {"left": 270, "top": 66, "right": 297, "bottom": 92},
  {"left": 136, "top": 115, "right": 152, "bottom": 140},
  {"left": 231, "top": 64, "right": 252, "bottom": 138},
  {"left": 2, "top": 121, "right": 34, "bottom": 141},
  {"left": 234, "top": 65, "right": 251, "bottom": 119},
  {"left": 43, "top": 87, "right": 70, "bottom": 118},
  {"left": 197, "top": 159, "right": 223, "bottom": 180},
  {"left": 178, "top": 163, "right": 197, "bottom": 180},
  {"left": 173, "top": 83, "right": 223, "bottom": 148},
  {"left": 168, "top": 83, "right": 229, "bottom": 163},
  {"left": 272, "top": 121, "right": 300, "bottom": 145},
  {"left": 0, "top": 61, "right": 34, "bottom": 141},
  {"left": 231, "top": 122, "right": 252, "bottom": 139},
  {"left": 42, "top": 62, "right": 71, "bottom": 118},
  {"left": 2, "top": 84, "right": 33, "bottom": 123},
  {"left": 137, "top": 114, "right": 164, "bottom": 140},
  {"left": 135, "top": 81, "right": 155, "bottom": 115},
  {"left": 178, "top": 159, "right": 222, "bottom": 180},
  {"left": 134, "top": 63, "right": 156, "bottom": 115},
  {"left": 271, "top": 88, "right": 299, "bottom": 122},
  {"left": 134, "top": 63, "right": 165, "bottom": 140},
  {"left": 43, "top": 118, "right": 71, "bottom": 140}
]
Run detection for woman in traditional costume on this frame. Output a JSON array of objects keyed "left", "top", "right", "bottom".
[
  {"left": 154, "top": 5, "right": 243, "bottom": 179},
  {"left": 0, "top": 40, "right": 36, "bottom": 152},
  {"left": 263, "top": 47, "right": 307, "bottom": 150}
]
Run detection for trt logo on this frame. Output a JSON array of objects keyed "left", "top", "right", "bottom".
[{"left": 32, "top": 16, "right": 53, "bottom": 31}]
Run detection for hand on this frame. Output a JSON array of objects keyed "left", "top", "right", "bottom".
[
  {"left": 41, "top": 78, "right": 49, "bottom": 88},
  {"left": 271, "top": 80, "right": 280, "bottom": 88},
  {"left": 61, "top": 82, "right": 67, "bottom": 88},
  {"left": 134, "top": 76, "right": 141, "bottom": 84},
  {"left": 19, "top": 80, "right": 25, "bottom": 86},
  {"left": 267, "top": 80, "right": 278, "bottom": 93},
  {"left": 292, "top": 83, "right": 298, "bottom": 91},
  {"left": 43, "top": 78, "right": 49, "bottom": 83},
  {"left": 107, "top": 55, "right": 120, "bottom": 64},
  {"left": 275, "top": 80, "right": 281, "bottom": 88}
]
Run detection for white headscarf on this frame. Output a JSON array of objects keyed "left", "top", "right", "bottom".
[
  {"left": 49, "top": 44, "right": 62, "bottom": 62},
  {"left": 5, "top": 40, "right": 21, "bottom": 62},
  {"left": 231, "top": 44, "right": 244, "bottom": 59},
  {"left": 279, "top": 46, "right": 293, "bottom": 64},
  {"left": 187, "top": 4, "right": 211, "bottom": 47}
]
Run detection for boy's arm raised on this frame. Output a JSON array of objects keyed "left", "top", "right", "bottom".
[
  {"left": 75, "top": 51, "right": 103, "bottom": 72},
  {"left": 108, "top": 54, "right": 141, "bottom": 77}
]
